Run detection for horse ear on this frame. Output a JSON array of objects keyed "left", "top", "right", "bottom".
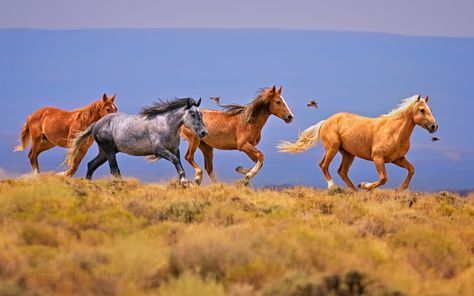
[
  {"left": 416, "top": 95, "right": 421, "bottom": 102},
  {"left": 102, "top": 93, "right": 108, "bottom": 102},
  {"left": 277, "top": 85, "right": 282, "bottom": 94},
  {"left": 425, "top": 96, "right": 429, "bottom": 102},
  {"left": 196, "top": 97, "right": 201, "bottom": 107},
  {"left": 110, "top": 94, "right": 116, "bottom": 102},
  {"left": 186, "top": 99, "right": 192, "bottom": 109},
  {"left": 271, "top": 85, "right": 276, "bottom": 93}
]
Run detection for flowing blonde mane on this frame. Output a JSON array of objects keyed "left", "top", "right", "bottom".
[{"left": 382, "top": 95, "right": 421, "bottom": 118}]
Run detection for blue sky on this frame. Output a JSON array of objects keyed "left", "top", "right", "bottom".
[
  {"left": 1, "top": 29, "right": 473, "bottom": 190},
  {"left": 0, "top": 2, "right": 473, "bottom": 189}
]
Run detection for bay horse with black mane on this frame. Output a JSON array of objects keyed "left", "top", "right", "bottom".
[
  {"left": 181, "top": 86, "right": 294, "bottom": 185},
  {"left": 14, "top": 93, "right": 117, "bottom": 176},
  {"left": 278, "top": 95, "right": 438, "bottom": 190}
]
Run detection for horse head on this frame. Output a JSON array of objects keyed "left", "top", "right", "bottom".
[
  {"left": 98, "top": 93, "right": 118, "bottom": 117},
  {"left": 267, "top": 85, "right": 294, "bottom": 123},
  {"left": 184, "top": 98, "right": 208, "bottom": 139},
  {"left": 413, "top": 95, "right": 438, "bottom": 133}
]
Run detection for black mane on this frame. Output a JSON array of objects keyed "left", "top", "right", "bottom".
[{"left": 140, "top": 98, "right": 193, "bottom": 119}]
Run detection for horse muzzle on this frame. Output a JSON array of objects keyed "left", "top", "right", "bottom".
[
  {"left": 198, "top": 129, "right": 209, "bottom": 139},
  {"left": 427, "top": 122, "right": 438, "bottom": 133},
  {"left": 284, "top": 114, "right": 294, "bottom": 124}
]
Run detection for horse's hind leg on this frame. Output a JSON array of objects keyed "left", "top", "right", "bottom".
[
  {"left": 106, "top": 152, "right": 121, "bottom": 178},
  {"left": 359, "top": 156, "right": 387, "bottom": 190},
  {"left": 392, "top": 156, "right": 414, "bottom": 190},
  {"left": 86, "top": 149, "right": 107, "bottom": 180},
  {"left": 319, "top": 147, "right": 338, "bottom": 189},
  {"left": 28, "top": 134, "right": 53, "bottom": 174},
  {"left": 98, "top": 141, "right": 121, "bottom": 178},
  {"left": 199, "top": 142, "right": 217, "bottom": 183},
  {"left": 337, "top": 149, "right": 356, "bottom": 191},
  {"left": 184, "top": 136, "right": 204, "bottom": 185}
]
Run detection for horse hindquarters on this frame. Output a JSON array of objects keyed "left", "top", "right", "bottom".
[{"left": 20, "top": 111, "right": 56, "bottom": 174}]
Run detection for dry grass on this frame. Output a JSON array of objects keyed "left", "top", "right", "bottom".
[{"left": 0, "top": 175, "right": 473, "bottom": 295}]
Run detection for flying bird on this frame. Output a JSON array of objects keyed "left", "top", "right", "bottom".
[
  {"left": 210, "top": 96, "right": 220, "bottom": 105},
  {"left": 430, "top": 137, "right": 440, "bottom": 142},
  {"left": 307, "top": 100, "right": 318, "bottom": 109}
]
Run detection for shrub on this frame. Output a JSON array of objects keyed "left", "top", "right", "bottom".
[{"left": 157, "top": 200, "right": 211, "bottom": 223}]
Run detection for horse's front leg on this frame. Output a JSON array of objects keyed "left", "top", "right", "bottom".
[
  {"left": 359, "top": 156, "right": 387, "bottom": 190},
  {"left": 237, "top": 142, "right": 264, "bottom": 185},
  {"left": 184, "top": 136, "right": 203, "bottom": 185},
  {"left": 154, "top": 146, "right": 190, "bottom": 187},
  {"left": 392, "top": 156, "right": 414, "bottom": 190}
]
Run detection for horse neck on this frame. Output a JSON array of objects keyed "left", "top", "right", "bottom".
[
  {"left": 163, "top": 108, "right": 186, "bottom": 135},
  {"left": 77, "top": 101, "right": 101, "bottom": 125},
  {"left": 245, "top": 106, "right": 271, "bottom": 132},
  {"left": 385, "top": 110, "right": 416, "bottom": 142}
]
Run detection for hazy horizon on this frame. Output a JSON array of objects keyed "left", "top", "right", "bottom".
[{"left": 1, "top": 1, "right": 474, "bottom": 37}]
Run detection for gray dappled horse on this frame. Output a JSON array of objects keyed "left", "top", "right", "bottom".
[{"left": 65, "top": 98, "right": 207, "bottom": 186}]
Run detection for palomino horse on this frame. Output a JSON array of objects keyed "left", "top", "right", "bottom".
[
  {"left": 181, "top": 86, "right": 294, "bottom": 185},
  {"left": 66, "top": 98, "right": 207, "bottom": 186},
  {"left": 14, "top": 94, "right": 117, "bottom": 176},
  {"left": 278, "top": 95, "right": 438, "bottom": 190}
]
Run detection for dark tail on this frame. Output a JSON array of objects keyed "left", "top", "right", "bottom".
[
  {"left": 64, "top": 123, "right": 96, "bottom": 168},
  {"left": 13, "top": 122, "right": 30, "bottom": 152}
]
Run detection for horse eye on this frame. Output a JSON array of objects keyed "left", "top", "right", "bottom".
[
  {"left": 420, "top": 109, "right": 425, "bottom": 113},
  {"left": 106, "top": 108, "right": 111, "bottom": 112},
  {"left": 276, "top": 101, "right": 281, "bottom": 105}
]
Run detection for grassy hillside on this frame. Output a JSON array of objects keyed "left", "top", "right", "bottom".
[{"left": 0, "top": 175, "right": 473, "bottom": 296}]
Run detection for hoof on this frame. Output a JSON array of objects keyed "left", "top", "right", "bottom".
[
  {"left": 180, "top": 178, "right": 191, "bottom": 188},
  {"left": 194, "top": 175, "right": 202, "bottom": 186},
  {"left": 235, "top": 166, "right": 251, "bottom": 175},
  {"left": 358, "top": 182, "right": 371, "bottom": 190},
  {"left": 57, "top": 171, "right": 73, "bottom": 177}
]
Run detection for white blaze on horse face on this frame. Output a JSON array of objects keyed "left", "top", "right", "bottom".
[
  {"left": 112, "top": 104, "right": 118, "bottom": 112},
  {"left": 280, "top": 95, "right": 294, "bottom": 117}
]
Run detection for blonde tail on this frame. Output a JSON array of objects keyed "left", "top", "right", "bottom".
[
  {"left": 277, "top": 120, "right": 325, "bottom": 153},
  {"left": 13, "top": 122, "right": 30, "bottom": 152},
  {"left": 63, "top": 123, "right": 95, "bottom": 168}
]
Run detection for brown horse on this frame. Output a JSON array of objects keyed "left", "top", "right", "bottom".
[
  {"left": 14, "top": 93, "right": 117, "bottom": 176},
  {"left": 181, "top": 86, "right": 294, "bottom": 185},
  {"left": 278, "top": 95, "right": 438, "bottom": 190}
]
